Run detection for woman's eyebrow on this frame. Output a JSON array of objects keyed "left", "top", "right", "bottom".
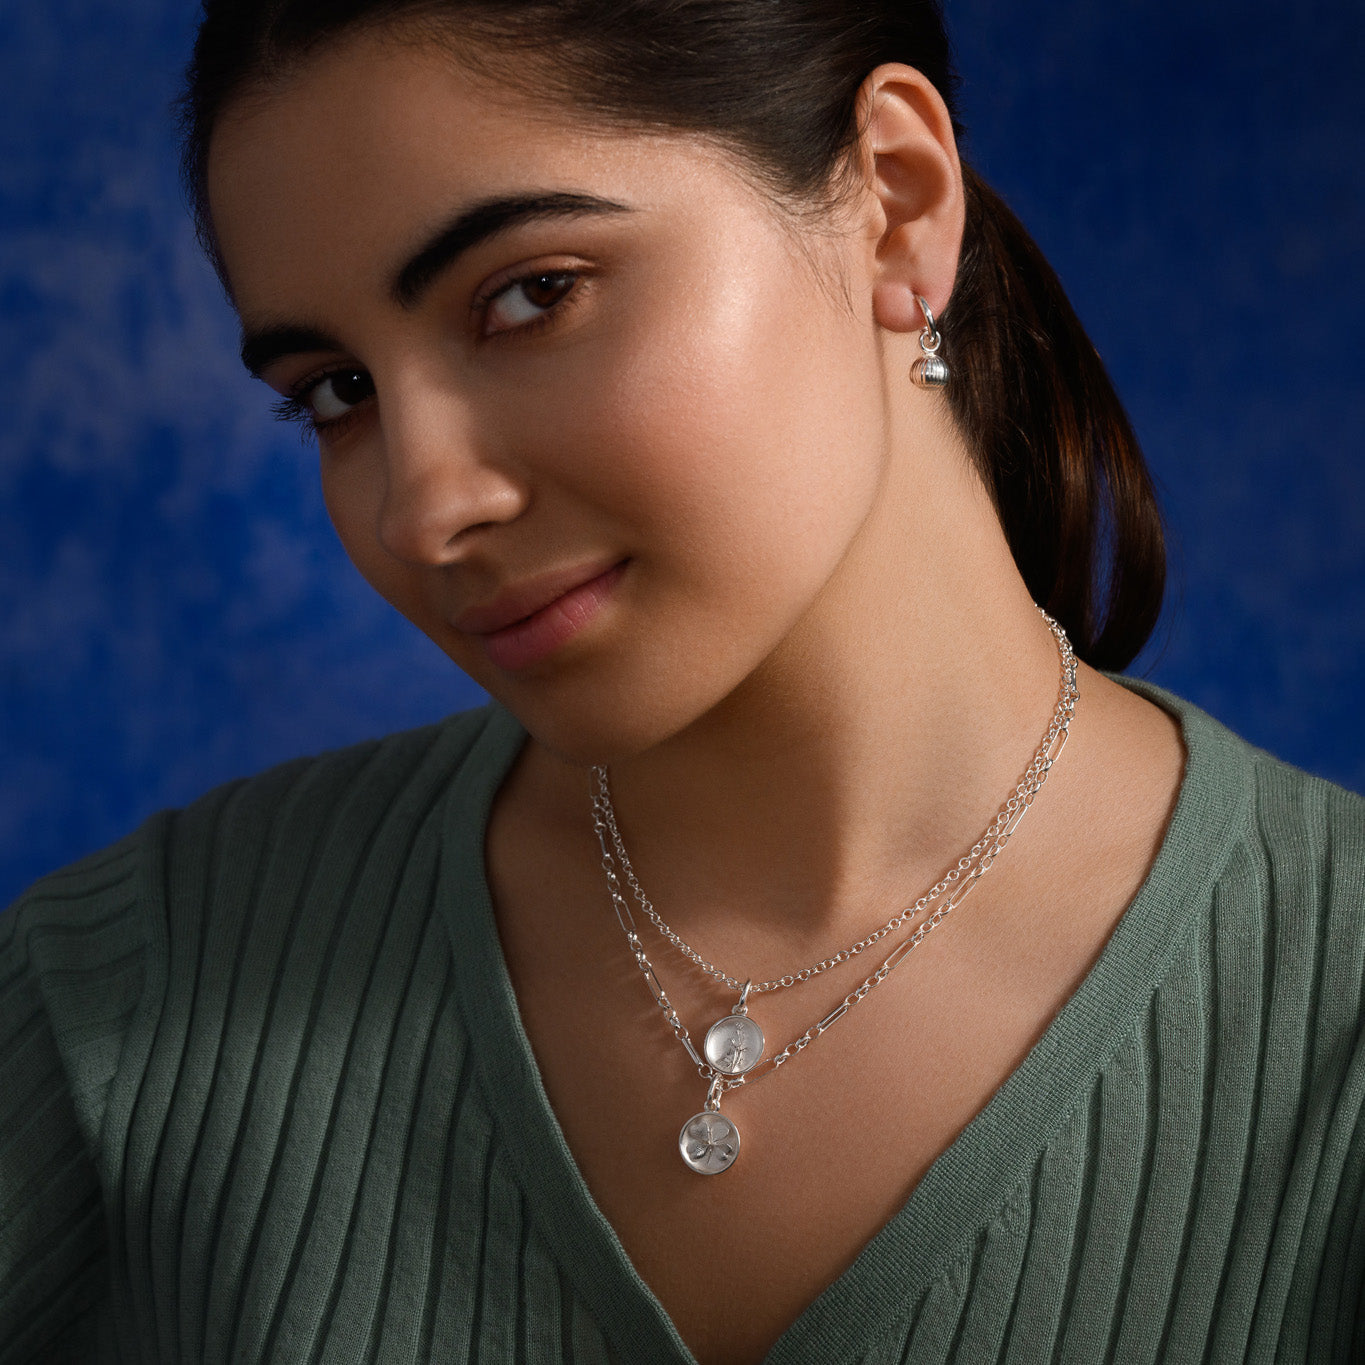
[
  {"left": 240, "top": 324, "right": 343, "bottom": 378},
  {"left": 391, "top": 190, "right": 635, "bottom": 308},
  {"left": 237, "top": 191, "right": 635, "bottom": 377}
]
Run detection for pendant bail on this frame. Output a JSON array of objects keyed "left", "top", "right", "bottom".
[
  {"left": 705, "top": 1077, "right": 725, "bottom": 1112},
  {"left": 735, "top": 978, "right": 753, "bottom": 1016}
]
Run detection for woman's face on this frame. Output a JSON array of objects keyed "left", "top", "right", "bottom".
[{"left": 208, "top": 30, "right": 897, "bottom": 761}]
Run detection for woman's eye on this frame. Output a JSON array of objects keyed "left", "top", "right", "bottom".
[
  {"left": 305, "top": 368, "right": 375, "bottom": 420},
  {"left": 271, "top": 366, "right": 375, "bottom": 439},
  {"left": 482, "top": 271, "right": 579, "bottom": 336}
]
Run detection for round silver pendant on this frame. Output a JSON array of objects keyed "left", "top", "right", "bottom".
[
  {"left": 679, "top": 1111, "right": 741, "bottom": 1175},
  {"left": 703, "top": 1013, "right": 765, "bottom": 1076}
]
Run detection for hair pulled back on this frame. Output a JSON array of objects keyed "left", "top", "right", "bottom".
[{"left": 180, "top": 0, "right": 1166, "bottom": 670}]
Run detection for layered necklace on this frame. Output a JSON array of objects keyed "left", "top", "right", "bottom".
[{"left": 589, "top": 604, "right": 1078, "bottom": 1174}]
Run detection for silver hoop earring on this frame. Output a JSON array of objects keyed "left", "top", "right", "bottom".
[{"left": 910, "top": 295, "right": 949, "bottom": 389}]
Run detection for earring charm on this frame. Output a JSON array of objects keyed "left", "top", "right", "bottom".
[{"left": 910, "top": 294, "right": 949, "bottom": 389}]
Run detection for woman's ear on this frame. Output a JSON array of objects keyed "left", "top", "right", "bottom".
[{"left": 852, "top": 63, "right": 965, "bottom": 334}]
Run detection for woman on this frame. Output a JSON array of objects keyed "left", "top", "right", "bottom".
[{"left": 2, "top": 2, "right": 1362, "bottom": 1362}]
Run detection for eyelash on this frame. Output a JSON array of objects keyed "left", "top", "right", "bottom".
[
  {"left": 271, "top": 374, "right": 359, "bottom": 441},
  {"left": 270, "top": 269, "right": 584, "bottom": 440}
]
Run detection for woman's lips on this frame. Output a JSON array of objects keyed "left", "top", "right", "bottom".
[{"left": 471, "top": 561, "right": 627, "bottom": 671}]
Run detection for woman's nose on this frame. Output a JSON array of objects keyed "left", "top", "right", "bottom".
[{"left": 376, "top": 405, "right": 528, "bottom": 564}]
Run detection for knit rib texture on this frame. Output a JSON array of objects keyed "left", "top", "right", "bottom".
[{"left": 2, "top": 675, "right": 1363, "bottom": 1364}]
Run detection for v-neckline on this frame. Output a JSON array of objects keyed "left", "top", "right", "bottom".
[{"left": 435, "top": 674, "right": 1252, "bottom": 1363}]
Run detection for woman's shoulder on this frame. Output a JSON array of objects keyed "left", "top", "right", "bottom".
[
  {"left": 152, "top": 699, "right": 509, "bottom": 875},
  {"left": 0, "top": 703, "right": 521, "bottom": 1354},
  {"left": 1240, "top": 731, "right": 1365, "bottom": 873},
  {"left": 1229, "top": 727, "right": 1365, "bottom": 975},
  {"left": 1112, "top": 670, "right": 1365, "bottom": 871},
  {"left": 0, "top": 702, "right": 514, "bottom": 1074},
  {"left": 1105, "top": 673, "right": 1364, "bottom": 1013},
  {"left": 5, "top": 702, "right": 505, "bottom": 924}
]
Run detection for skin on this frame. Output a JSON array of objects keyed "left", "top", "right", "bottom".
[{"left": 209, "top": 28, "right": 1186, "bottom": 1363}]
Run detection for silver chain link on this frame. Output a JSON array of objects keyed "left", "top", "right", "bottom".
[{"left": 589, "top": 605, "right": 1078, "bottom": 1091}]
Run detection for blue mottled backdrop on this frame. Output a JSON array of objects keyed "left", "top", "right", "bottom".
[{"left": 1, "top": 1, "right": 1362, "bottom": 905}]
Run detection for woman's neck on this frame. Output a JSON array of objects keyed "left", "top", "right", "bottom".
[{"left": 517, "top": 414, "right": 1084, "bottom": 967}]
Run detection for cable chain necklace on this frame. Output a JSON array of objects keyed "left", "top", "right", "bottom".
[{"left": 589, "top": 604, "right": 1078, "bottom": 1175}]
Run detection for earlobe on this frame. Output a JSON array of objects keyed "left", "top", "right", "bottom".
[{"left": 856, "top": 63, "right": 965, "bottom": 334}]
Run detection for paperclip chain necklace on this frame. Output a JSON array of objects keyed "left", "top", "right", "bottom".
[{"left": 589, "top": 605, "right": 1079, "bottom": 1174}]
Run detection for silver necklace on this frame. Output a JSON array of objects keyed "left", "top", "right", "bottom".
[{"left": 589, "top": 606, "right": 1078, "bottom": 1174}]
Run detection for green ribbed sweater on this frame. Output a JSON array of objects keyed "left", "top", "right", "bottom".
[{"left": 3, "top": 675, "right": 1365, "bottom": 1364}]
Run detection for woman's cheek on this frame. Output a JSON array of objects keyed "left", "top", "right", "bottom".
[{"left": 595, "top": 335, "right": 878, "bottom": 598}]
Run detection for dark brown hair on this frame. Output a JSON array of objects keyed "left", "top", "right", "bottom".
[{"left": 179, "top": 0, "right": 1166, "bottom": 670}]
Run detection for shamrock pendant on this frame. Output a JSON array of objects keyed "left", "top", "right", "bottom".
[{"left": 679, "top": 1109, "right": 741, "bottom": 1175}]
